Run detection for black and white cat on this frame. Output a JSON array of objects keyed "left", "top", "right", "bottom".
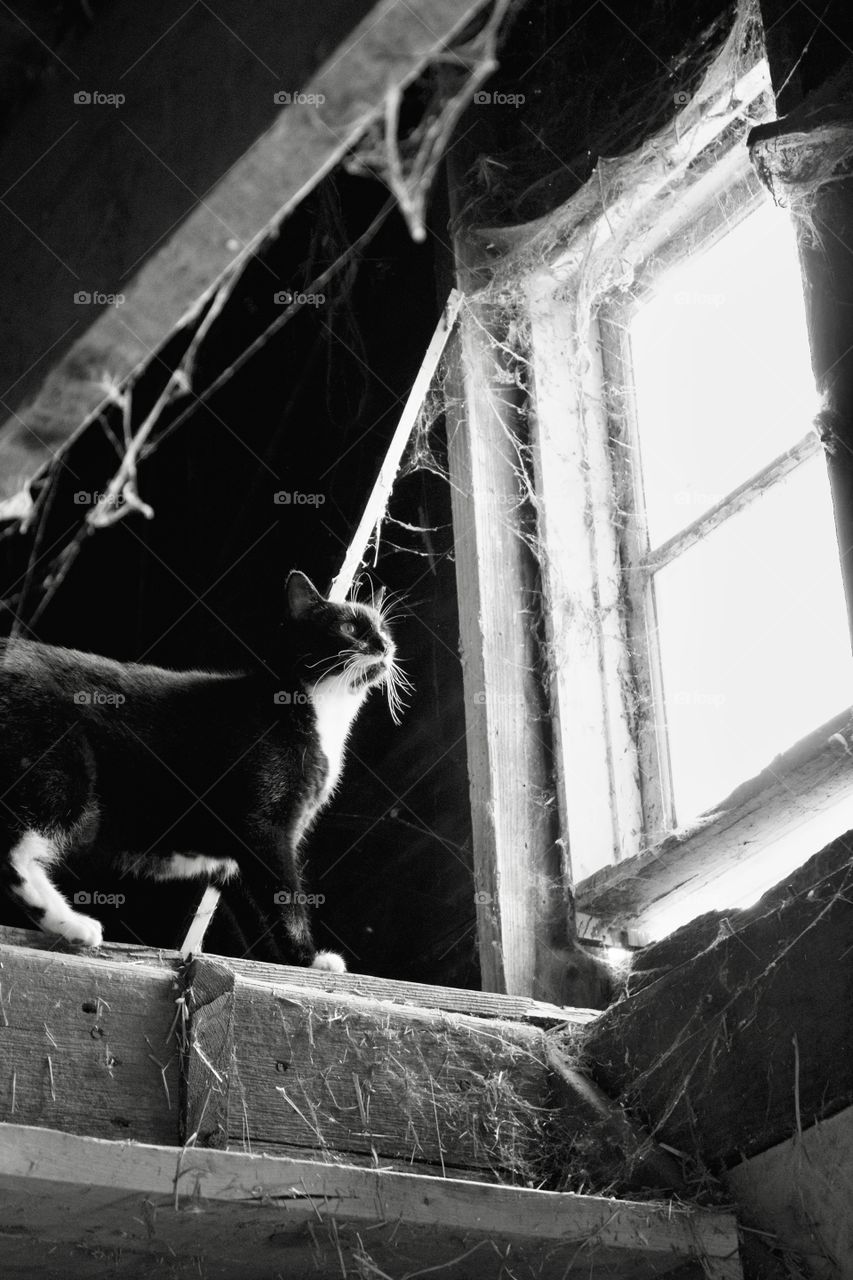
[{"left": 0, "top": 571, "right": 403, "bottom": 970}]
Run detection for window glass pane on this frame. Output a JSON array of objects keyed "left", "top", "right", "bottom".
[
  {"left": 629, "top": 201, "right": 820, "bottom": 548},
  {"left": 653, "top": 456, "right": 852, "bottom": 824}
]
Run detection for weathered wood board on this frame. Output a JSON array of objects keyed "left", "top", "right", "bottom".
[
  {"left": 0, "top": 0, "right": 499, "bottom": 512},
  {"left": 0, "top": 924, "right": 594, "bottom": 1025},
  {"left": 0, "top": 925, "right": 601, "bottom": 1179},
  {"left": 185, "top": 956, "right": 562, "bottom": 1175},
  {"left": 584, "top": 833, "right": 853, "bottom": 1168},
  {"left": 578, "top": 711, "right": 853, "bottom": 941},
  {"left": 0, "top": 1123, "right": 743, "bottom": 1280},
  {"left": 0, "top": 941, "right": 181, "bottom": 1145},
  {"left": 727, "top": 1104, "right": 853, "bottom": 1280}
]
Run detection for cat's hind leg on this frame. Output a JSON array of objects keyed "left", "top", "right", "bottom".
[{"left": 1, "top": 830, "right": 103, "bottom": 947}]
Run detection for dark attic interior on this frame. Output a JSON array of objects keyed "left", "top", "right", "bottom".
[{"left": 0, "top": 1, "right": 852, "bottom": 1277}]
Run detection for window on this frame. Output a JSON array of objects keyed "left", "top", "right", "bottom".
[
  {"left": 524, "top": 64, "right": 853, "bottom": 945},
  {"left": 610, "top": 197, "right": 853, "bottom": 833}
]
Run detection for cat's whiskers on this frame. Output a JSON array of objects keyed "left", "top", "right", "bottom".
[{"left": 379, "top": 653, "right": 412, "bottom": 726}]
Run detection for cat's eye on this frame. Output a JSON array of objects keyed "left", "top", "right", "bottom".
[{"left": 340, "top": 622, "right": 356, "bottom": 637}]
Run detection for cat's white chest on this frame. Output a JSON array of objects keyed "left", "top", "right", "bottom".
[{"left": 310, "top": 679, "right": 365, "bottom": 795}]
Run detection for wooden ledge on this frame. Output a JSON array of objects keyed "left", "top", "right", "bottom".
[
  {"left": 578, "top": 708, "right": 853, "bottom": 942},
  {"left": 0, "top": 924, "right": 594, "bottom": 1026},
  {"left": 0, "top": 1123, "right": 742, "bottom": 1279}
]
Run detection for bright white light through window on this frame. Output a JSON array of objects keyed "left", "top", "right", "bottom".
[
  {"left": 629, "top": 199, "right": 853, "bottom": 825},
  {"left": 631, "top": 202, "right": 821, "bottom": 547}
]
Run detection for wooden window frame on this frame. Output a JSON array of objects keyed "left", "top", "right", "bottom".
[
  {"left": 596, "top": 168, "right": 824, "bottom": 846},
  {"left": 512, "top": 58, "right": 853, "bottom": 948}
]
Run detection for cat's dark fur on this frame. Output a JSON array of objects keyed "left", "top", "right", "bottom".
[{"left": 0, "top": 571, "right": 398, "bottom": 969}]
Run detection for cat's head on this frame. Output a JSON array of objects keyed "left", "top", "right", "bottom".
[{"left": 285, "top": 571, "right": 409, "bottom": 721}]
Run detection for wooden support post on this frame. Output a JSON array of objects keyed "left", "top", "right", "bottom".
[
  {"left": 747, "top": 33, "right": 853, "bottom": 636},
  {"left": 444, "top": 285, "right": 561, "bottom": 998}
]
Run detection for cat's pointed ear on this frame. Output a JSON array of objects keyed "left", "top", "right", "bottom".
[
  {"left": 374, "top": 585, "right": 386, "bottom": 610},
  {"left": 286, "top": 571, "right": 323, "bottom": 619}
]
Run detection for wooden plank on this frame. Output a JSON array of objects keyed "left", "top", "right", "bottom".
[
  {"left": 0, "top": 0, "right": 497, "bottom": 515},
  {"left": 0, "top": 1122, "right": 743, "bottom": 1280},
  {"left": 751, "top": 36, "right": 853, "bottom": 637},
  {"left": 0, "top": 940, "right": 180, "bottom": 1145},
  {"left": 583, "top": 832, "right": 853, "bottom": 1169},
  {"left": 0, "top": 925, "right": 598, "bottom": 1025},
  {"left": 445, "top": 274, "right": 560, "bottom": 999},
  {"left": 643, "top": 431, "right": 820, "bottom": 573},
  {"left": 328, "top": 288, "right": 463, "bottom": 599},
  {"left": 210, "top": 952, "right": 596, "bottom": 1025},
  {"left": 597, "top": 304, "right": 675, "bottom": 846},
  {"left": 527, "top": 274, "right": 643, "bottom": 884},
  {"left": 185, "top": 956, "right": 557, "bottom": 1173},
  {"left": 726, "top": 1105, "right": 853, "bottom": 1280},
  {"left": 578, "top": 706, "right": 853, "bottom": 942}
]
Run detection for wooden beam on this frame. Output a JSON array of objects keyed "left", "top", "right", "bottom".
[
  {"left": 445, "top": 299, "right": 558, "bottom": 998},
  {"left": 0, "top": 938, "right": 180, "bottom": 1145},
  {"left": 726, "top": 1104, "right": 853, "bottom": 1280},
  {"left": 527, "top": 274, "right": 643, "bottom": 884},
  {"left": 0, "top": 924, "right": 595, "bottom": 1025},
  {"left": 444, "top": 265, "right": 563, "bottom": 998},
  {"left": 0, "top": 1122, "right": 743, "bottom": 1280},
  {"left": 583, "top": 831, "right": 853, "bottom": 1169},
  {"left": 185, "top": 955, "right": 556, "bottom": 1172},
  {"left": 749, "top": 55, "right": 853, "bottom": 640},
  {"left": 0, "top": 928, "right": 683, "bottom": 1199},
  {"left": 0, "top": 0, "right": 497, "bottom": 516}
]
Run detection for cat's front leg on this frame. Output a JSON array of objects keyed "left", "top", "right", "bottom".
[
  {"left": 271, "top": 885, "right": 346, "bottom": 973},
  {"left": 231, "top": 824, "right": 345, "bottom": 971},
  {"left": 3, "top": 830, "right": 103, "bottom": 948}
]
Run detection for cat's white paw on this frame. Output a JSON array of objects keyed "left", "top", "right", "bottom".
[
  {"left": 311, "top": 950, "right": 346, "bottom": 973},
  {"left": 55, "top": 913, "right": 104, "bottom": 949}
]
